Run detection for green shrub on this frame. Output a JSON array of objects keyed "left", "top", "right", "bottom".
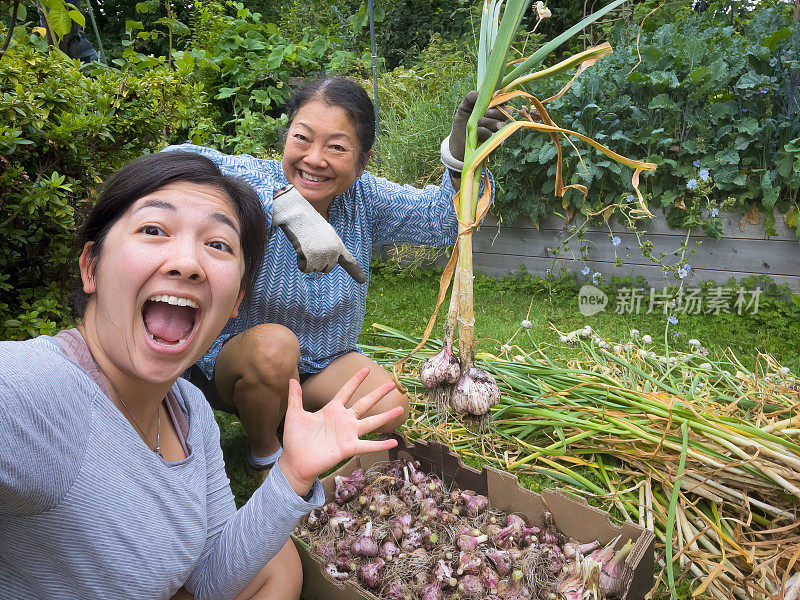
[
  {"left": 492, "top": 2, "right": 800, "bottom": 232},
  {"left": 185, "top": 0, "right": 343, "bottom": 156},
  {"left": 343, "top": 0, "right": 476, "bottom": 69},
  {"left": 0, "top": 29, "right": 211, "bottom": 339}
]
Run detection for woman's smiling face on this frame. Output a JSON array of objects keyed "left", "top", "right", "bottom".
[
  {"left": 282, "top": 99, "right": 369, "bottom": 213},
  {"left": 79, "top": 181, "right": 246, "bottom": 385}
]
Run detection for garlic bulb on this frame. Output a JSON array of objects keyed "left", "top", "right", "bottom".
[
  {"left": 450, "top": 367, "right": 501, "bottom": 416},
  {"left": 419, "top": 344, "right": 460, "bottom": 388}
]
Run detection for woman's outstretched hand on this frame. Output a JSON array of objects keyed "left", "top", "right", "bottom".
[{"left": 277, "top": 368, "right": 404, "bottom": 497}]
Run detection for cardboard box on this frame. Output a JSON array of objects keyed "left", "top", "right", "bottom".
[{"left": 294, "top": 435, "right": 655, "bottom": 600}]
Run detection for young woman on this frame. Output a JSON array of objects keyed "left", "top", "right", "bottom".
[
  {"left": 0, "top": 151, "right": 403, "bottom": 600},
  {"left": 174, "top": 77, "right": 504, "bottom": 488}
]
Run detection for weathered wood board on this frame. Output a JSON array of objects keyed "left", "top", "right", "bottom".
[{"left": 465, "top": 210, "right": 800, "bottom": 292}]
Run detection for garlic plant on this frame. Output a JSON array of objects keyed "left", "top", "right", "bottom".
[{"left": 405, "top": 0, "right": 657, "bottom": 421}]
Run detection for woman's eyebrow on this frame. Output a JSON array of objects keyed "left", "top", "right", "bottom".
[
  {"left": 134, "top": 199, "right": 240, "bottom": 234},
  {"left": 135, "top": 199, "right": 176, "bottom": 213},
  {"left": 210, "top": 211, "right": 240, "bottom": 234}
]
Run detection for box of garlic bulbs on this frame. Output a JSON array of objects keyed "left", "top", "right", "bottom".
[{"left": 293, "top": 435, "right": 654, "bottom": 600}]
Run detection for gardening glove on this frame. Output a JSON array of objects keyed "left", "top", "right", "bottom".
[
  {"left": 272, "top": 185, "right": 367, "bottom": 284},
  {"left": 441, "top": 91, "right": 508, "bottom": 174}
]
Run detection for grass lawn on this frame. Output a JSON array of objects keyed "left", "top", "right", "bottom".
[{"left": 362, "top": 259, "right": 799, "bottom": 372}]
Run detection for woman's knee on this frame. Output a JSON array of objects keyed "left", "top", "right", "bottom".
[
  {"left": 234, "top": 539, "right": 303, "bottom": 600},
  {"left": 222, "top": 325, "right": 301, "bottom": 386},
  {"left": 246, "top": 324, "right": 301, "bottom": 373}
]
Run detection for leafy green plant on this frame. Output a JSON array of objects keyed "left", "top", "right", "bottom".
[
  {"left": 493, "top": 2, "right": 800, "bottom": 237},
  {"left": 375, "top": 36, "right": 474, "bottom": 184},
  {"left": 347, "top": 0, "right": 476, "bottom": 69},
  {"left": 0, "top": 27, "right": 210, "bottom": 340},
  {"left": 183, "top": 0, "right": 332, "bottom": 154}
]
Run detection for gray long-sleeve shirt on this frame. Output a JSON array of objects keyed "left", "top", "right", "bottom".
[{"left": 0, "top": 334, "right": 323, "bottom": 599}]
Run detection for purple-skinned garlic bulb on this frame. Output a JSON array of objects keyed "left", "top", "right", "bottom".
[
  {"left": 450, "top": 367, "right": 501, "bottom": 416},
  {"left": 419, "top": 581, "right": 444, "bottom": 600},
  {"left": 351, "top": 520, "right": 379, "bottom": 557},
  {"left": 419, "top": 343, "right": 461, "bottom": 388},
  {"left": 458, "top": 574, "right": 486, "bottom": 597},
  {"left": 357, "top": 558, "right": 385, "bottom": 589},
  {"left": 382, "top": 578, "right": 406, "bottom": 599},
  {"left": 333, "top": 468, "right": 366, "bottom": 504},
  {"left": 485, "top": 548, "right": 512, "bottom": 576},
  {"left": 433, "top": 559, "right": 457, "bottom": 588},
  {"left": 380, "top": 540, "right": 400, "bottom": 561},
  {"left": 325, "top": 563, "right": 350, "bottom": 580},
  {"left": 598, "top": 539, "right": 634, "bottom": 598}
]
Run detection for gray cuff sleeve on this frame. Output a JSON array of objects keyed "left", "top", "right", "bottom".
[
  {"left": 440, "top": 136, "right": 464, "bottom": 173},
  {"left": 266, "top": 462, "right": 325, "bottom": 509}
]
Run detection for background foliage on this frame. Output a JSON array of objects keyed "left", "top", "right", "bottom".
[
  {"left": 491, "top": 2, "right": 800, "bottom": 230},
  {"left": 0, "top": 23, "right": 209, "bottom": 339},
  {"left": 1, "top": 0, "right": 799, "bottom": 342}
]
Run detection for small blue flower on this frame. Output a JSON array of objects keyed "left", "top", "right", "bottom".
[
  {"left": 687, "top": 179, "right": 698, "bottom": 190},
  {"left": 692, "top": 160, "right": 700, "bottom": 168},
  {"left": 592, "top": 271, "right": 601, "bottom": 284},
  {"left": 611, "top": 236, "right": 621, "bottom": 247},
  {"left": 581, "top": 266, "right": 590, "bottom": 276},
  {"left": 711, "top": 207, "right": 719, "bottom": 217},
  {"left": 761, "top": 88, "right": 769, "bottom": 94},
  {"left": 699, "top": 169, "right": 709, "bottom": 181},
  {"left": 742, "top": 108, "right": 749, "bottom": 112},
  {"left": 662, "top": 270, "right": 669, "bottom": 277},
  {"left": 668, "top": 315, "right": 679, "bottom": 325},
  {"left": 625, "top": 194, "right": 635, "bottom": 204},
  {"left": 677, "top": 266, "right": 689, "bottom": 279}
]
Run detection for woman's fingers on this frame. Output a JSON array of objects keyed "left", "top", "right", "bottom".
[
  {"left": 287, "top": 378, "right": 303, "bottom": 413},
  {"left": 349, "top": 381, "right": 396, "bottom": 414},
  {"left": 352, "top": 436, "right": 399, "bottom": 455},
  {"left": 355, "top": 405, "right": 405, "bottom": 435},
  {"left": 331, "top": 367, "right": 371, "bottom": 406}
]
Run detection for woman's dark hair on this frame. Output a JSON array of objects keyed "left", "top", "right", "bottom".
[
  {"left": 287, "top": 76, "right": 375, "bottom": 166},
  {"left": 73, "top": 150, "right": 266, "bottom": 316}
]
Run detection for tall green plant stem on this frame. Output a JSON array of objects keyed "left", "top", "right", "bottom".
[
  {"left": 454, "top": 0, "right": 527, "bottom": 369},
  {"left": 455, "top": 168, "right": 482, "bottom": 366},
  {"left": 466, "top": 0, "right": 528, "bottom": 155}
]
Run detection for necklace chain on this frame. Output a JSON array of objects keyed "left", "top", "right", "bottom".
[{"left": 116, "top": 393, "right": 162, "bottom": 456}]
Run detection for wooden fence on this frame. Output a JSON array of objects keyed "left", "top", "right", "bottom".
[{"left": 463, "top": 209, "right": 800, "bottom": 293}]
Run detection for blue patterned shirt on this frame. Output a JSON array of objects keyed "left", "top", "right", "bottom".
[{"left": 166, "top": 144, "right": 464, "bottom": 378}]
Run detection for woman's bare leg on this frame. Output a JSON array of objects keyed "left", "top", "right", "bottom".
[
  {"left": 301, "top": 352, "right": 409, "bottom": 431},
  {"left": 213, "top": 324, "right": 301, "bottom": 457},
  {"left": 169, "top": 539, "right": 302, "bottom": 600},
  {"left": 233, "top": 539, "right": 303, "bottom": 600}
]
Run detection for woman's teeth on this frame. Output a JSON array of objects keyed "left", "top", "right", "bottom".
[
  {"left": 149, "top": 332, "right": 190, "bottom": 346},
  {"left": 301, "top": 171, "right": 328, "bottom": 182},
  {"left": 149, "top": 294, "right": 198, "bottom": 308}
]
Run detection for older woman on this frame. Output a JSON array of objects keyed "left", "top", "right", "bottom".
[
  {"left": 0, "top": 151, "right": 403, "bottom": 599},
  {"left": 173, "top": 77, "right": 504, "bottom": 484}
]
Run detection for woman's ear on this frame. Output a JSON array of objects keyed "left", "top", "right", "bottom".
[
  {"left": 78, "top": 242, "right": 97, "bottom": 294},
  {"left": 358, "top": 150, "right": 373, "bottom": 176}
]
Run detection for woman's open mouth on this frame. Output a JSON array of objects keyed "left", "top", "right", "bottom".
[{"left": 141, "top": 295, "right": 199, "bottom": 348}]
